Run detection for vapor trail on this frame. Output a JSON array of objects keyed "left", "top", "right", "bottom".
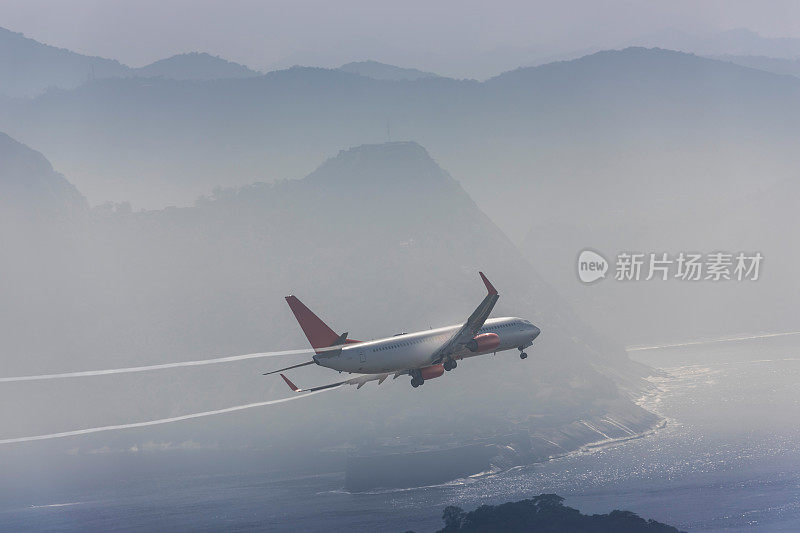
[
  {"left": 0, "top": 389, "right": 331, "bottom": 445},
  {"left": 626, "top": 331, "right": 800, "bottom": 352},
  {"left": 0, "top": 348, "right": 319, "bottom": 383}
]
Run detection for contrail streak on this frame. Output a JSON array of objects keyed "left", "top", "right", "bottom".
[
  {"left": 0, "top": 389, "right": 331, "bottom": 445},
  {"left": 626, "top": 331, "right": 800, "bottom": 352},
  {"left": 0, "top": 347, "right": 319, "bottom": 383}
]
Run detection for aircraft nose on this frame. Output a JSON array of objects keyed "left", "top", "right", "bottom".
[{"left": 531, "top": 325, "right": 541, "bottom": 340}]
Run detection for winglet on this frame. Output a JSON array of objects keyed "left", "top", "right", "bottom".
[
  {"left": 479, "top": 271, "right": 497, "bottom": 295},
  {"left": 280, "top": 373, "right": 301, "bottom": 392}
]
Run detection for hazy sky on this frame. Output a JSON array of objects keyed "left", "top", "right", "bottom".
[{"left": 2, "top": 0, "right": 800, "bottom": 75}]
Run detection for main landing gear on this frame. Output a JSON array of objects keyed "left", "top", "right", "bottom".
[
  {"left": 410, "top": 369, "right": 424, "bottom": 388},
  {"left": 443, "top": 358, "right": 457, "bottom": 371}
]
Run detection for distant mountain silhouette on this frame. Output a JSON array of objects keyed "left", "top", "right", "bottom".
[
  {"left": 0, "top": 27, "right": 260, "bottom": 96},
  {"left": 3, "top": 46, "right": 798, "bottom": 343},
  {"left": 7, "top": 46, "right": 798, "bottom": 217},
  {"left": 134, "top": 52, "right": 260, "bottom": 80},
  {"left": 0, "top": 26, "right": 129, "bottom": 97},
  {"left": 435, "top": 494, "right": 684, "bottom": 533},
  {"left": 630, "top": 27, "right": 800, "bottom": 58},
  {"left": 708, "top": 54, "right": 800, "bottom": 78},
  {"left": 338, "top": 60, "right": 440, "bottom": 81},
  {"left": 3, "top": 46, "right": 797, "bottom": 215},
  {"left": 0, "top": 131, "right": 87, "bottom": 218}
]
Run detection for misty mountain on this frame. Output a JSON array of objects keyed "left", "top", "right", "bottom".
[
  {"left": 0, "top": 27, "right": 260, "bottom": 97},
  {"left": 1, "top": 138, "right": 650, "bottom": 456},
  {"left": 0, "top": 131, "right": 87, "bottom": 218},
  {"left": 0, "top": 26, "right": 129, "bottom": 97},
  {"left": 5, "top": 46, "right": 800, "bottom": 222},
  {"left": 708, "top": 54, "right": 800, "bottom": 78},
  {"left": 2, "top": 47, "right": 797, "bottom": 218},
  {"left": 630, "top": 28, "right": 800, "bottom": 58},
  {"left": 134, "top": 52, "right": 260, "bottom": 80},
  {"left": 3, "top": 46, "right": 798, "bottom": 344},
  {"left": 338, "top": 60, "right": 440, "bottom": 81}
]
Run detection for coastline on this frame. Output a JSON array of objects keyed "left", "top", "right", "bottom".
[{"left": 343, "top": 394, "right": 668, "bottom": 492}]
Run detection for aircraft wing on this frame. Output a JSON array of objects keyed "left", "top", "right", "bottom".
[
  {"left": 430, "top": 271, "right": 499, "bottom": 364},
  {"left": 280, "top": 372, "right": 393, "bottom": 393}
]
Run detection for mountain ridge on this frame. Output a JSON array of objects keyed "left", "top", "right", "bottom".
[
  {"left": 0, "top": 26, "right": 128, "bottom": 97},
  {"left": 0, "top": 131, "right": 87, "bottom": 216},
  {"left": 629, "top": 27, "right": 800, "bottom": 59},
  {"left": 133, "top": 52, "right": 260, "bottom": 80},
  {"left": 3, "top": 45, "right": 797, "bottom": 216},
  {"left": 338, "top": 60, "right": 441, "bottom": 81},
  {"left": 0, "top": 26, "right": 262, "bottom": 96}
]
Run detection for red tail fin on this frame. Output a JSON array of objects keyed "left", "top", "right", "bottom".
[{"left": 285, "top": 295, "right": 341, "bottom": 352}]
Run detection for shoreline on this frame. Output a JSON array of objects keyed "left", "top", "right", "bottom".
[
  {"left": 479, "top": 373, "right": 676, "bottom": 482},
  {"left": 343, "top": 398, "right": 669, "bottom": 493}
]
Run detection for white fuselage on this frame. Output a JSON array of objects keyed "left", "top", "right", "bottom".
[{"left": 313, "top": 317, "right": 540, "bottom": 374}]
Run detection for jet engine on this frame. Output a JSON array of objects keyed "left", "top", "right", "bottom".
[
  {"left": 466, "top": 332, "right": 500, "bottom": 353},
  {"left": 420, "top": 364, "right": 445, "bottom": 380}
]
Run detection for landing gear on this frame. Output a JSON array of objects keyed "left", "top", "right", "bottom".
[
  {"left": 519, "top": 352, "right": 528, "bottom": 359},
  {"left": 443, "top": 358, "right": 458, "bottom": 371},
  {"left": 410, "top": 370, "right": 424, "bottom": 388}
]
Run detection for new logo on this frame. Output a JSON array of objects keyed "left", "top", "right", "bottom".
[{"left": 577, "top": 249, "right": 608, "bottom": 283}]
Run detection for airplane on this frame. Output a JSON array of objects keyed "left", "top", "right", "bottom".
[{"left": 264, "top": 272, "right": 540, "bottom": 391}]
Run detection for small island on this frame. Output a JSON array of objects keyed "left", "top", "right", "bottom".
[{"left": 424, "top": 494, "right": 684, "bottom": 533}]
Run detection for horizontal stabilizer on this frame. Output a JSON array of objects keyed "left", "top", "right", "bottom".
[
  {"left": 262, "top": 360, "right": 315, "bottom": 376},
  {"left": 279, "top": 373, "right": 347, "bottom": 392},
  {"left": 280, "top": 373, "right": 300, "bottom": 391}
]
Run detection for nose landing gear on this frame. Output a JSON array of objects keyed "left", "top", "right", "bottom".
[
  {"left": 518, "top": 346, "right": 529, "bottom": 360},
  {"left": 410, "top": 369, "right": 424, "bottom": 388}
]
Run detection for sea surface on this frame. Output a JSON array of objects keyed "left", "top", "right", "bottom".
[{"left": 2, "top": 337, "right": 800, "bottom": 532}]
